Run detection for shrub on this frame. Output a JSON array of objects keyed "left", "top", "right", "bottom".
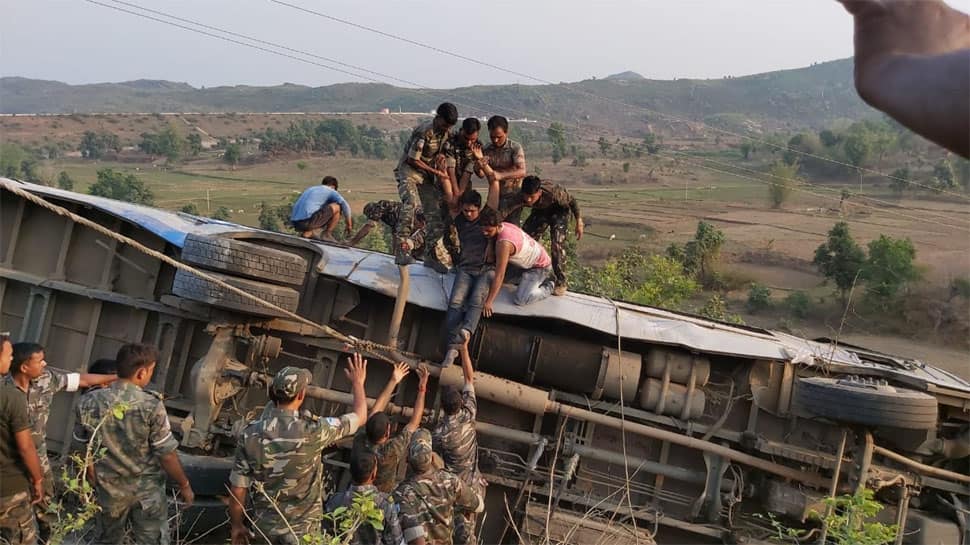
[
  {"left": 784, "top": 291, "right": 812, "bottom": 318},
  {"left": 747, "top": 284, "right": 772, "bottom": 313}
]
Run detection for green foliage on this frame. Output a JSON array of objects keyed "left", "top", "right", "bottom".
[
  {"left": 682, "top": 221, "right": 726, "bottom": 285},
  {"left": 932, "top": 159, "right": 955, "bottom": 192},
  {"left": 257, "top": 119, "right": 389, "bottom": 159},
  {"left": 861, "top": 235, "right": 920, "bottom": 304},
  {"left": 768, "top": 160, "right": 799, "bottom": 208},
  {"left": 296, "top": 160, "right": 308, "bottom": 171},
  {"left": 813, "top": 221, "right": 865, "bottom": 301},
  {"left": 179, "top": 203, "right": 200, "bottom": 215},
  {"left": 573, "top": 249, "right": 697, "bottom": 309},
  {"left": 700, "top": 294, "right": 744, "bottom": 324},
  {"left": 547, "top": 122, "right": 567, "bottom": 161},
  {"left": 597, "top": 136, "right": 612, "bottom": 156},
  {"left": 0, "top": 142, "right": 40, "bottom": 182},
  {"left": 819, "top": 129, "right": 841, "bottom": 147},
  {"left": 811, "top": 489, "right": 898, "bottom": 545},
  {"left": 79, "top": 130, "right": 120, "bottom": 159},
  {"left": 223, "top": 142, "right": 242, "bottom": 166},
  {"left": 138, "top": 126, "right": 184, "bottom": 162},
  {"left": 622, "top": 162, "right": 630, "bottom": 173},
  {"left": 889, "top": 167, "right": 911, "bottom": 197},
  {"left": 843, "top": 130, "right": 871, "bottom": 169},
  {"left": 641, "top": 132, "right": 662, "bottom": 154},
  {"left": 259, "top": 201, "right": 282, "bottom": 231},
  {"left": 56, "top": 171, "right": 75, "bottom": 191},
  {"left": 87, "top": 168, "right": 154, "bottom": 205},
  {"left": 747, "top": 283, "right": 772, "bottom": 313},
  {"left": 571, "top": 151, "right": 588, "bottom": 167},
  {"left": 739, "top": 142, "right": 754, "bottom": 159},
  {"left": 784, "top": 291, "right": 812, "bottom": 318},
  {"left": 211, "top": 206, "right": 232, "bottom": 221},
  {"left": 186, "top": 132, "right": 203, "bottom": 156}
]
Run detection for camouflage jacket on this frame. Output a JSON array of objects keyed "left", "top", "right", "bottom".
[
  {"left": 396, "top": 120, "right": 450, "bottom": 185},
  {"left": 229, "top": 404, "right": 359, "bottom": 539},
  {"left": 363, "top": 200, "right": 426, "bottom": 255},
  {"left": 325, "top": 483, "right": 402, "bottom": 545},
  {"left": 352, "top": 428, "right": 413, "bottom": 493},
  {"left": 72, "top": 380, "right": 178, "bottom": 500},
  {"left": 442, "top": 132, "right": 481, "bottom": 179},
  {"left": 394, "top": 468, "right": 483, "bottom": 545},
  {"left": 483, "top": 138, "right": 526, "bottom": 192},
  {"left": 432, "top": 384, "right": 479, "bottom": 481},
  {"left": 5, "top": 368, "right": 79, "bottom": 474},
  {"left": 526, "top": 180, "right": 581, "bottom": 221}
]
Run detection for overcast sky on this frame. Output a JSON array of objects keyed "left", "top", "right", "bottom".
[{"left": 1, "top": 1, "right": 967, "bottom": 89}]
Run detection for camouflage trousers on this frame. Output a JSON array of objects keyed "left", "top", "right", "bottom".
[
  {"left": 34, "top": 466, "right": 54, "bottom": 543},
  {"left": 523, "top": 209, "right": 570, "bottom": 287},
  {"left": 0, "top": 490, "right": 37, "bottom": 545},
  {"left": 454, "top": 472, "right": 486, "bottom": 545},
  {"left": 256, "top": 512, "right": 321, "bottom": 545},
  {"left": 94, "top": 484, "right": 169, "bottom": 545},
  {"left": 396, "top": 174, "right": 446, "bottom": 268},
  {"left": 498, "top": 184, "right": 523, "bottom": 226}
]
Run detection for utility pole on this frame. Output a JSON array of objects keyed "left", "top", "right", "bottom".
[{"left": 206, "top": 189, "right": 211, "bottom": 213}]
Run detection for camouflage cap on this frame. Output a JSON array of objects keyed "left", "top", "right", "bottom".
[
  {"left": 271, "top": 366, "right": 312, "bottom": 399},
  {"left": 408, "top": 428, "right": 435, "bottom": 472},
  {"left": 363, "top": 202, "right": 381, "bottom": 220}
]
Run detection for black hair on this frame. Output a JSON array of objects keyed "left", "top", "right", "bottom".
[
  {"left": 350, "top": 451, "right": 379, "bottom": 484},
  {"left": 441, "top": 387, "right": 462, "bottom": 415},
  {"left": 88, "top": 358, "right": 117, "bottom": 375},
  {"left": 115, "top": 343, "right": 159, "bottom": 379},
  {"left": 321, "top": 176, "right": 339, "bottom": 189},
  {"left": 436, "top": 103, "right": 459, "bottom": 125},
  {"left": 487, "top": 115, "right": 509, "bottom": 132},
  {"left": 459, "top": 190, "right": 483, "bottom": 208},
  {"left": 365, "top": 412, "right": 391, "bottom": 443},
  {"left": 462, "top": 117, "right": 481, "bottom": 134},
  {"left": 521, "top": 175, "right": 542, "bottom": 194},
  {"left": 269, "top": 388, "right": 299, "bottom": 404},
  {"left": 479, "top": 207, "right": 500, "bottom": 227},
  {"left": 11, "top": 342, "right": 43, "bottom": 375}
]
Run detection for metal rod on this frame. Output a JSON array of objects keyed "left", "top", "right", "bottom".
[
  {"left": 387, "top": 264, "right": 409, "bottom": 350},
  {"left": 873, "top": 445, "right": 970, "bottom": 484},
  {"left": 818, "top": 429, "right": 848, "bottom": 545}
]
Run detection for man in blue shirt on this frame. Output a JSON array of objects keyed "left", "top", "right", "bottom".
[{"left": 290, "top": 176, "right": 353, "bottom": 242}]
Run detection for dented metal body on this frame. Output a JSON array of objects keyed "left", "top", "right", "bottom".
[{"left": 2, "top": 179, "right": 968, "bottom": 544}]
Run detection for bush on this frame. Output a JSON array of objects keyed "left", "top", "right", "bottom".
[
  {"left": 784, "top": 291, "right": 812, "bottom": 318},
  {"left": 747, "top": 284, "right": 772, "bottom": 313},
  {"left": 572, "top": 248, "right": 697, "bottom": 310},
  {"left": 950, "top": 276, "right": 970, "bottom": 301},
  {"left": 179, "top": 203, "right": 200, "bottom": 215},
  {"left": 87, "top": 168, "right": 154, "bottom": 205},
  {"left": 699, "top": 294, "right": 744, "bottom": 324},
  {"left": 56, "top": 171, "right": 75, "bottom": 191}
]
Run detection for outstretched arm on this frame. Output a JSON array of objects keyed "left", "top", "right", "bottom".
[
  {"left": 77, "top": 373, "right": 117, "bottom": 389},
  {"left": 483, "top": 241, "right": 512, "bottom": 318},
  {"left": 405, "top": 366, "right": 430, "bottom": 433},
  {"left": 458, "top": 336, "right": 474, "bottom": 386},
  {"left": 370, "top": 362, "right": 409, "bottom": 417},
  {"left": 345, "top": 353, "right": 369, "bottom": 425},
  {"left": 348, "top": 222, "right": 375, "bottom": 247},
  {"left": 838, "top": 0, "right": 970, "bottom": 157}
]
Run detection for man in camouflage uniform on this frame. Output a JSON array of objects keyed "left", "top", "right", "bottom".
[
  {"left": 394, "top": 429, "right": 483, "bottom": 545},
  {"left": 229, "top": 356, "right": 369, "bottom": 545},
  {"left": 440, "top": 117, "right": 485, "bottom": 264},
  {"left": 348, "top": 200, "right": 428, "bottom": 262},
  {"left": 73, "top": 343, "right": 194, "bottom": 545},
  {"left": 517, "top": 175, "right": 584, "bottom": 295},
  {"left": 481, "top": 115, "right": 527, "bottom": 225},
  {"left": 0, "top": 333, "right": 45, "bottom": 545},
  {"left": 394, "top": 102, "right": 459, "bottom": 272},
  {"left": 432, "top": 336, "right": 485, "bottom": 545},
  {"left": 7, "top": 342, "right": 116, "bottom": 541},
  {"left": 352, "top": 363, "right": 429, "bottom": 493},
  {"left": 325, "top": 451, "right": 402, "bottom": 545}
]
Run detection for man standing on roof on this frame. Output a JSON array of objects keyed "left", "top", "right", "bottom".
[
  {"left": 6, "top": 342, "right": 117, "bottom": 542},
  {"left": 229, "top": 357, "right": 368, "bottom": 545},
  {"left": 290, "top": 176, "right": 352, "bottom": 242},
  {"left": 349, "top": 200, "right": 427, "bottom": 262},
  {"left": 351, "top": 362, "right": 430, "bottom": 493},
  {"left": 479, "top": 207, "right": 554, "bottom": 317},
  {"left": 518, "top": 175, "right": 583, "bottom": 296},
  {"left": 481, "top": 115, "right": 527, "bottom": 225},
  {"left": 395, "top": 103, "right": 459, "bottom": 272},
  {"left": 433, "top": 335, "right": 485, "bottom": 545}
]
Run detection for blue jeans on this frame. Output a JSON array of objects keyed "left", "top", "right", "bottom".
[
  {"left": 443, "top": 268, "right": 494, "bottom": 347},
  {"left": 514, "top": 266, "right": 553, "bottom": 306}
]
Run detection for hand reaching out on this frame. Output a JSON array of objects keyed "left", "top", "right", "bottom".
[
  {"left": 345, "top": 353, "right": 367, "bottom": 385},
  {"left": 391, "top": 361, "right": 410, "bottom": 384}
]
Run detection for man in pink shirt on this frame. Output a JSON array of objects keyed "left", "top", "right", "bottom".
[{"left": 479, "top": 208, "right": 554, "bottom": 317}]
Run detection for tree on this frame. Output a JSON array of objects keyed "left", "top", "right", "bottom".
[
  {"left": 56, "top": 171, "right": 75, "bottom": 191},
  {"left": 861, "top": 235, "right": 920, "bottom": 303},
  {"left": 547, "top": 123, "right": 567, "bottom": 160},
  {"left": 186, "top": 133, "right": 203, "bottom": 156},
  {"left": 210, "top": 207, "right": 232, "bottom": 221},
  {"left": 767, "top": 160, "right": 799, "bottom": 208},
  {"left": 747, "top": 284, "right": 772, "bottom": 313},
  {"left": 179, "top": 203, "right": 200, "bottom": 215},
  {"left": 641, "top": 133, "right": 661, "bottom": 154},
  {"left": 843, "top": 131, "right": 872, "bottom": 190},
  {"left": 79, "top": 131, "right": 120, "bottom": 159},
  {"left": 622, "top": 162, "right": 630, "bottom": 173},
  {"left": 597, "top": 136, "right": 612, "bottom": 156},
  {"left": 784, "top": 291, "right": 812, "bottom": 318},
  {"left": 0, "top": 143, "right": 32, "bottom": 179},
  {"left": 813, "top": 221, "right": 866, "bottom": 302},
  {"left": 87, "top": 168, "right": 154, "bottom": 205},
  {"left": 889, "top": 167, "right": 911, "bottom": 198},
  {"left": 932, "top": 159, "right": 955, "bottom": 192},
  {"left": 683, "top": 221, "right": 725, "bottom": 284},
  {"left": 573, "top": 249, "right": 697, "bottom": 309},
  {"left": 739, "top": 142, "right": 754, "bottom": 160},
  {"left": 258, "top": 201, "right": 282, "bottom": 232},
  {"left": 223, "top": 143, "right": 242, "bottom": 169},
  {"left": 551, "top": 146, "right": 563, "bottom": 164},
  {"left": 819, "top": 129, "right": 841, "bottom": 147}
]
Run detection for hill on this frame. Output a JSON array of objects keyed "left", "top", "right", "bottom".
[{"left": 0, "top": 59, "right": 875, "bottom": 132}]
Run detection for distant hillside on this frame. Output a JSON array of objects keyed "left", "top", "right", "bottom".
[{"left": 0, "top": 59, "right": 876, "bottom": 132}]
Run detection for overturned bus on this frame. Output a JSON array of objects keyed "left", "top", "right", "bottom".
[{"left": 1, "top": 178, "right": 968, "bottom": 544}]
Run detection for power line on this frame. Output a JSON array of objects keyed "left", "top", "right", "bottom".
[
  {"left": 267, "top": 0, "right": 970, "bottom": 200},
  {"left": 86, "top": 0, "right": 969, "bottom": 234}
]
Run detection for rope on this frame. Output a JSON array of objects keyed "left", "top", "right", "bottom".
[{"left": 0, "top": 179, "right": 418, "bottom": 362}]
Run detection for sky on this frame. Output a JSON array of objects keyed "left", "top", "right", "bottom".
[{"left": 0, "top": 1, "right": 962, "bottom": 89}]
